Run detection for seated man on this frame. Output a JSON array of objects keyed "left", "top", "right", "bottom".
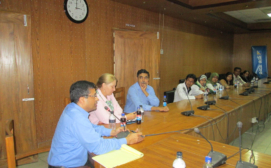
[
  {"left": 48, "top": 81, "right": 144, "bottom": 168},
  {"left": 124, "top": 69, "right": 169, "bottom": 113},
  {"left": 233, "top": 67, "right": 250, "bottom": 87},
  {"left": 174, "top": 74, "right": 203, "bottom": 102}
]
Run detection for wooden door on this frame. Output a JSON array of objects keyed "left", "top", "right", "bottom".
[
  {"left": 0, "top": 11, "right": 36, "bottom": 165},
  {"left": 114, "top": 31, "right": 161, "bottom": 100}
]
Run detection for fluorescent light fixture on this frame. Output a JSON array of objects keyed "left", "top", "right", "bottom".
[{"left": 268, "top": 13, "right": 271, "bottom": 17}]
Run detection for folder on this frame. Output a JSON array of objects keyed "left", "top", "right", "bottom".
[{"left": 92, "top": 144, "right": 144, "bottom": 168}]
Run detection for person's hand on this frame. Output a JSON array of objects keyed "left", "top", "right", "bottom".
[
  {"left": 225, "top": 86, "right": 230, "bottom": 89},
  {"left": 126, "top": 112, "right": 137, "bottom": 120},
  {"left": 159, "top": 106, "right": 169, "bottom": 112},
  {"left": 140, "top": 83, "right": 147, "bottom": 92},
  {"left": 110, "top": 127, "right": 127, "bottom": 136},
  {"left": 195, "top": 94, "right": 203, "bottom": 99},
  {"left": 200, "top": 88, "right": 205, "bottom": 91},
  {"left": 243, "top": 83, "right": 250, "bottom": 87},
  {"left": 126, "top": 131, "right": 144, "bottom": 145}
]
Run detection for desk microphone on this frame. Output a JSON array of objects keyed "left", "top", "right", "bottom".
[
  {"left": 181, "top": 87, "right": 194, "bottom": 116},
  {"left": 239, "top": 91, "right": 249, "bottom": 96},
  {"left": 205, "top": 92, "right": 216, "bottom": 105},
  {"left": 194, "top": 128, "right": 227, "bottom": 167},
  {"left": 235, "top": 121, "right": 258, "bottom": 168},
  {"left": 219, "top": 88, "right": 229, "bottom": 100},
  {"left": 104, "top": 106, "right": 121, "bottom": 121}
]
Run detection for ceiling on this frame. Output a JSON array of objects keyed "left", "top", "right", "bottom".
[{"left": 112, "top": 0, "right": 271, "bottom": 33}]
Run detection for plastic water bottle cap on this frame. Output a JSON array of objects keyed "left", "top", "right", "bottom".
[
  {"left": 177, "top": 151, "right": 183, "bottom": 157},
  {"left": 121, "top": 113, "right": 125, "bottom": 116},
  {"left": 205, "top": 156, "right": 212, "bottom": 163},
  {"left": 164, "top": 95, "right": 166, "bottom": 98}
]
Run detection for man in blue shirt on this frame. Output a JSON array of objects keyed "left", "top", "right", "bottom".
[
  {"left": 48, "top": 81, "right": 144, "bottom": 168},
  {"left": 124, "top": 69, "right": 169, "bottom": 113}
]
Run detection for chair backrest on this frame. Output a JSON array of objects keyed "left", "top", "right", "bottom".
[
  {"left": 5, "top": 119, "right": 16, "bottom": 168},
  {"left": 114, "top": 87, "right": 125, "bottom": 109},
  {"left": 164, "top": 90, "right": 175, "bottom": 104},
  {"left": 5, "top": 119, "right": 50, "bottom": 168},
  {"left": 205, "top": 72, "right": 211, "bottom": 79},
  {"left": 64, "top": 97, "right": 71, "bottom": 107},
  {"left": 179, "top": 79, "right": 185, "bottom": 83}
]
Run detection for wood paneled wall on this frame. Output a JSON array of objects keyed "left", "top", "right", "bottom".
[
  {"left": 233, "top": 32, "right": 271, "bottom": 76},
  {"left": 0, "top": 0, "right": 233, "bottom": 148}
]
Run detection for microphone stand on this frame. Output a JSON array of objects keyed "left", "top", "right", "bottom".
[
  {"left": 235, "top": 121, "right": 258, "bottom": 168},
  {"left": 181, "top": 87, "right": 194, "bottom": 116},
  {"left": 194, "top": 128, "right": 227, "bottom": 167}
]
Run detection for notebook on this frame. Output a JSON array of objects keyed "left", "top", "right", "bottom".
[{"left": 92, "top": 144, "right": 144, "bottom": 168}]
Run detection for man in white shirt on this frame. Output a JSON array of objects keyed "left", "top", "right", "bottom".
[
  {"left": 174, "top": 74, "right": 203, "bottom": 102},
  {"left": 233, "top": 67, "right": 250, "bottom": 87}
]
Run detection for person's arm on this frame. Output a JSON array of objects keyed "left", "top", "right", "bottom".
[
  {"left": 220, "top": 79, "right": 230, "bottom": 88},
  {"left": 191, "top": 85, "right": 203, "bottom": 95},
  {"left": 146, "top": 86, "right": 160, "bottom": 107},
  {"left": 176, "top": 84, "right": 195, "bottom": 100},
  {"left": 127, "top": 87, "right": 153, "bottom": 111},
  {"left": 74, "top": 122, "right": 127, "bottom": 155},
  {"left": 238, "top": 76, "right": 246, "bottom": 85},
  {"left": 206, "top": 83, "right": 215, "bottom": 92}
]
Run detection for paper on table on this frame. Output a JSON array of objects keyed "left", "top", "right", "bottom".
[{"left": 92, "top": 144, "right": 144, "bottom": 168}]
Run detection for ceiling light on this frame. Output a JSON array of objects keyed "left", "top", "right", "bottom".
[{"left": 268, "top": 13, "right": 271, "bottom": 17}]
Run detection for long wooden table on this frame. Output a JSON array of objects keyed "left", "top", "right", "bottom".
[{"left": 95, "top": 78, "right": 271, "bottom": 167}]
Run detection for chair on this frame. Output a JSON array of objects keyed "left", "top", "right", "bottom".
[
  {"left": 164, "top": 90, "right": 175, "bottom": 104},
  {"left": 114, "top": 87, "right": 126, "bottom": 109},
  {"left": 219, "top": 74, "right": 225, "bottom": 80},
  {"left": 5, "top": 119, "right": 50, "bottom": 168},
  {"left": 64, "top": 97, "right": 71, "bottom": 107},
  {"left": 205, "top": 72, "right": 211, "bottom": 79},
  {"left": 179, "top": 79, "right": 185, "bottom": 83}
]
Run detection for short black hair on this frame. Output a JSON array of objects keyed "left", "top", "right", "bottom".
[
  {"left": 137, "top": 69, "right": 149, "bottom": 77},
  {"left": 185, "top": 74, "right": 197, "bottom": 83},
  {"left": 70, "top": 80, "right": 96, "bottom": 104},
  {"left": 234, "top": 67, "right": 241, "bottom": 72}
]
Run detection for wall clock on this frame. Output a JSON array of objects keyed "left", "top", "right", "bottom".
[{"left": 64, "top": 0, "right": 89, "bottom": 23}]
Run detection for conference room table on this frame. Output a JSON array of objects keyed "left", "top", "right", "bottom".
[{"left": 95, "top": 78, "right": 271, "bottom": 167}]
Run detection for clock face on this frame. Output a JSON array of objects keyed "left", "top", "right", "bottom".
[{"left": 64, "top": 0, "right": 89, "bottom": 23}]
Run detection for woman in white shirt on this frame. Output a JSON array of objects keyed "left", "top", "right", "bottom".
[{"left": 206, "top": 72, "right": 221, "bottom": 93}]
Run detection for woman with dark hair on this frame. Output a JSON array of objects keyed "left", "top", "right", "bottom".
[
  {"left": 220, "top": 72, "right": 233, "bottom": 89},
  {"left": 241, "top": 70, "right": 250, "bottom": 83},
  {"left": 206, "top": 72, "right": 222, "bottom": 92}
]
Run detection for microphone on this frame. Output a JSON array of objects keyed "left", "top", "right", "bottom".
[
  {"left": 197, "top": 105, "right": 210, "bottom": 110},
  {"left": 239, "top": 91, "right": 249, "bottom": 96},
  {"left": 194, "top": 128, "right": 227, "bottom": 167},
  {"left": 219, "top": 88, "right": 229, "bottom": 100},
  {"left": 235, "top": 121, "right": 258, "bottom": 168},
  {"left": 205, "top": 92, "right": 216, "bottom": 105},
  {"left": 104, "top": 106, "right": 121, "bottom": 121},
  {"left": 180, "top": 87, "right": 194, "bottom": 116}
]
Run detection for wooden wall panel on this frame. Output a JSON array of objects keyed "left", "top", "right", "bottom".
[
  {"left": 0, "top": 0, "right": 233, "bottom": 150},
  {"left": 233, "top": 32, "right": 271, "bottom": 76}
]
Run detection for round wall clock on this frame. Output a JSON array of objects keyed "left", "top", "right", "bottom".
[{"left": 64, "top": 0, "right": 89, "bottom": 23}]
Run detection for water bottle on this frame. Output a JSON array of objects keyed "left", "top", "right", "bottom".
[
  {"left": 120, "top": 113, "right": 126, "bottom": 128},
  {"left": 203, "top": 156, "right": 213, "bottom": 168},
  {"left": 213, "top": 87, "right": 217, "bottom": 95},
  {"left": 136, "top": 107, "right": 141, "bottom": 124},
  {"left": 109, "top": 111, "right": 116, "bottom": 130},
  {"left": 173, "top": 151, "right": 186, "bottom": 168},
  {"left": 237, "top": 80, "right": 240, "bottom": 88},
  {"left": 163, "top": 95, "right": 167, "bottom": 107},
  {"left": 256, "top": 77, "right": 259, "bottom": 86},
  {"left": 203, "top": 91, "right": 208, "bottom": 102},
  {"left": 139, "top": 105, "right": 144, "bottom": 122}
]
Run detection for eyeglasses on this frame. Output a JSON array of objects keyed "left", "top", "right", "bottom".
[{"left": 84, "top": 93, "right": 97, "bottom": 98}]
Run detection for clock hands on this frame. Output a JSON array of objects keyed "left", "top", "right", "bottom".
[{"left": 75, "top": 0, "right": 82, "bottom": 10}]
